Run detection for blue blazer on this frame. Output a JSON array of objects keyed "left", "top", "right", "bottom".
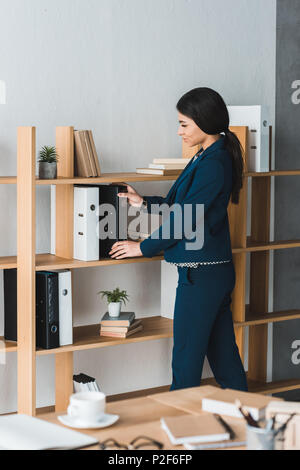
[{"left": 140, "top": 136, "right": 234, "bottom": 263}]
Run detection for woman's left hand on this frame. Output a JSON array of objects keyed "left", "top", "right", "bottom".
[{"left": 109, "top": 241, "right": 143, "bottom": 260}]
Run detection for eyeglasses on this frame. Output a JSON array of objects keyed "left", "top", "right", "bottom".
[{"left": 99, "top": 435, "right": 164, "bottom": 450}]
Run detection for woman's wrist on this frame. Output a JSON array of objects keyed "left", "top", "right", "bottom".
[{"left": 139, "top": 196, "right": 147, "bottom": 210}]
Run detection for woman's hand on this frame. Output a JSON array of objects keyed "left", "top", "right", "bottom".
[
  {"left": 109, "top": 240, "right": 143, "bottom": 260},
  {"left": 117, "top": 183, "right": 143, "bottom": 207}
]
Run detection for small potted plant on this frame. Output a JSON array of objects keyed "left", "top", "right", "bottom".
[
  {"left": 38, "top": 146, "right": 59, "bottom": 179},
  {"left": 98, "top": 287, "right": 129, "bottom": 318}
]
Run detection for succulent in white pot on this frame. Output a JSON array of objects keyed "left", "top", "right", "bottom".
[
  {"left": 97, "top": 287, "right": 129, "bottom": 318},
  {"left": 38, "top": 146, "right": 59, "bottom": 179}
]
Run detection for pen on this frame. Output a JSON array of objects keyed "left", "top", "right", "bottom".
[
  {"left": 235, "top": 399, "right": 260, "bottom": 428},
  {"left": 274, "top": 413, "right": 296, "bottom": 437},
  {"left": 214, "top": 414, "right": 236, "bottom": 440}
]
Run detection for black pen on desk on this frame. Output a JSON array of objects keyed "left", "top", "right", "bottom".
[
  {"left": 235, "top": 399, "right": 260, "bottom": 428},
  {"left": 214, "top": 414, "right": 236, "bottom": 440},
  {"left": 274, "top": 413, "right": 296, "bottom": 437}
]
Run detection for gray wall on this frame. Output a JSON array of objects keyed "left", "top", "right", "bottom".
[
  {"left": 273, "top": 0, "right": 300, "bottom": 400},
  {"left": 0, "top": 0, "right": 277, "bottom": 412}
]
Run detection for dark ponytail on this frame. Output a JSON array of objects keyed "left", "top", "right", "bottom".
[
  {"left": 223, "top": 128, "right": 244, "bottom": 204},
  {"left": 176, "top": 87, "right": 244, "bottom": 205}
]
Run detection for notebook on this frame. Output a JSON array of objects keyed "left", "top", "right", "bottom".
[
  {"left": 160, "top": 414, "right": 230, "bottom": 445},
  {"left": 0, "top": 414, "right": 98, "bottom": 450},
  {"left": 184, "top": 417, "right": 246, "bottom": 449},
  {"left": 202, "top": 388, "right": 282, "bottom": 421}
]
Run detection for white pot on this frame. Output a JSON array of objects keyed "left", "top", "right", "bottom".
[{"left": 108, "top": 302, "right": 121, "bottom": 318}]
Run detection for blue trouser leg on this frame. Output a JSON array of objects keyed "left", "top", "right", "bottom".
[
  {"left": 206, "top": 292, "right": 248, "bottom": 391},
  {"left": 170, "top": 262, "right": 247, "bottom": 391}
]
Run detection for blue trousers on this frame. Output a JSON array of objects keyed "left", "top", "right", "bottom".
[{"left": 170, "top": 261, "right": 248, "bottom": 391}]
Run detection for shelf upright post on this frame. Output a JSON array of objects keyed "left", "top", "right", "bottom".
[
  {"left": 55, "top": 126, "right": 75, "bottom": 412},
  {"left": 17, "top": 127, "right": 36, "bottom": 415},
  {"left": 248, "top": 175, "right": 271, "bottom": 383},
  {"left": 227, "top": 126, "right": 248, "bottom": 359}
]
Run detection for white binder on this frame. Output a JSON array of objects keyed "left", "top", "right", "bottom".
[
  {"left": 50, "top": 185, "right": 56, "bottom": 255},
  {"left": 51, "top": 269, "right": 73, "bottom": 346},
  {"left": 74, "top": 186, "right": 99, "bottom": 261},
  {"left": 227, "top": 105, "right": 270, "bottom": 172}
]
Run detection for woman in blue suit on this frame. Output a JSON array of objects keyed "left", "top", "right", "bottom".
[{"left": 109, "top": 87, "right": 248, "bottom": 392}]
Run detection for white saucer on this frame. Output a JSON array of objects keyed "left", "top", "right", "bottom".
[{"left": 58, "top": 413, "right": 119, "bottom": 429}]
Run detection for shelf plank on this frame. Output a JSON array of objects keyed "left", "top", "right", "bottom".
[
  {"left": 4, "top": 237, "right": 300, "bottom": 272},
  {"left": 35, "top": 172, "right": 181, "bottom": 185},
  {"left": 2, "top": 170, "right": 300, "bottom": 186},
  {"left": 5, "top": 239, "right": 300, "bottom": 271},
  {"left": 0, "top": 256, "right": 17, "bottom": 270},
  {"left": 248, "top": 379, "right": 300, "bottom": 395},
  {"left": 201, "top": 377, "right": 300, "bottom": 395},
  {"left": 232, "top": 237, "right": 300, "bottom": 253},
  {"left": 235, "top": 308, "right": 300, "bottom": 326},
  {"left": 0, "top": 176, "right": 17, "bottom": 184},
  {"left": 0, "top": 337, "right": 18, "bottom": 353},
  {"left": 37, "top": 316, "right": 173, "bottom": 356},
  {"left": 35, "top": 253, "right": 164, "bottom": 270},
  {"left": 246, "top": 170, "right": 300, "bottom": 177}
]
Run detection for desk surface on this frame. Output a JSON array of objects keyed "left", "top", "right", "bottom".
[{"left": 38, "top": 394, "right": 246, "bottom": 450}]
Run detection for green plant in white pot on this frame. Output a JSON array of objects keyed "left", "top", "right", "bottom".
[
  {"left": 98, "top": 288, "right": 129, "bottom": 318},
  {"left": 38, "top": 146, "right": 59, "bottom": 179}
]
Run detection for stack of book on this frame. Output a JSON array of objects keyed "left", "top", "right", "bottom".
[
  {"left": 136, "top": 158, "right": 191, "bottom": 176},
  {"left": 74, "top": 130, "right": 101, "bottom": 177},
  {"left": 100, "top": 312, "right": 143, "bottom": 338}
]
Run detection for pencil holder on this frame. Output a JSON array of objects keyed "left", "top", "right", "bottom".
[{"left": 246, "top": 424, "right": 276, "bottom": 450}]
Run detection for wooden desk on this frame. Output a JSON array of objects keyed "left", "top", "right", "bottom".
[{"left": 38, "top": 395, "right": 246, "bottom": 450}]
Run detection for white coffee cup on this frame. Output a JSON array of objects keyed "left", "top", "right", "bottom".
[{"left": 67, "top": 392, "right": 106, "bottom": 423}]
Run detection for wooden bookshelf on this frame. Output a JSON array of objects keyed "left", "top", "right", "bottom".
[{"left": 7, "top": 124, "right": 300, "bottom": 417}]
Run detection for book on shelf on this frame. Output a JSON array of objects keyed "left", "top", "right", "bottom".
[
  {"left": 100, "top": 319, "right": 142, "bottom": 338},
  {"left": 149, "top": 162, "right": 189, "bottom": 170},
  {"left": 88, "top": 130, "right": 101, "bottom": 175},
  {"left": 136, "top": 168, "right": 183, "bottom": 176},
  {"left": 201, "top": 388, "right": 283, "bottom": 421},
  {"left": 101, "top": 318, "right": 142, "bottom": 333},
  {"left": 73, "top": 373, "right": 101, "bottom": 393},
  {"left": 74, "top": 130, "right": 101, "bottom": 177},
  {"left": 100, "top": 311, "right": 135, "bottom": 327},
  {"left": 152, "top": 158, "right": 192, "bottom": 164},
  {"left": 100, "top": 322, "right": 143, "bottom": 338},
  {"left": 160, "top": 414, "right": 230, "bottom": 446},
  {"left": 84, "top": 130, "right": 97, "bottom": 176}
]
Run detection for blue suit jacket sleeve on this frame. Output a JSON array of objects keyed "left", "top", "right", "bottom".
[
  {"left": 140, "top": 159, "right": 225, "bottom": 258},
  {"left": 143, "top": 196, "right": 166, "bottom": 214}
]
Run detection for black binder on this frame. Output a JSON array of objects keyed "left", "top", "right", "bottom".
[
  {"left": 74, "top": 184, "right": 128, "bottom": 259},
  {"left": 4, "top": 270, "right": 59, "bottom": 350}
]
